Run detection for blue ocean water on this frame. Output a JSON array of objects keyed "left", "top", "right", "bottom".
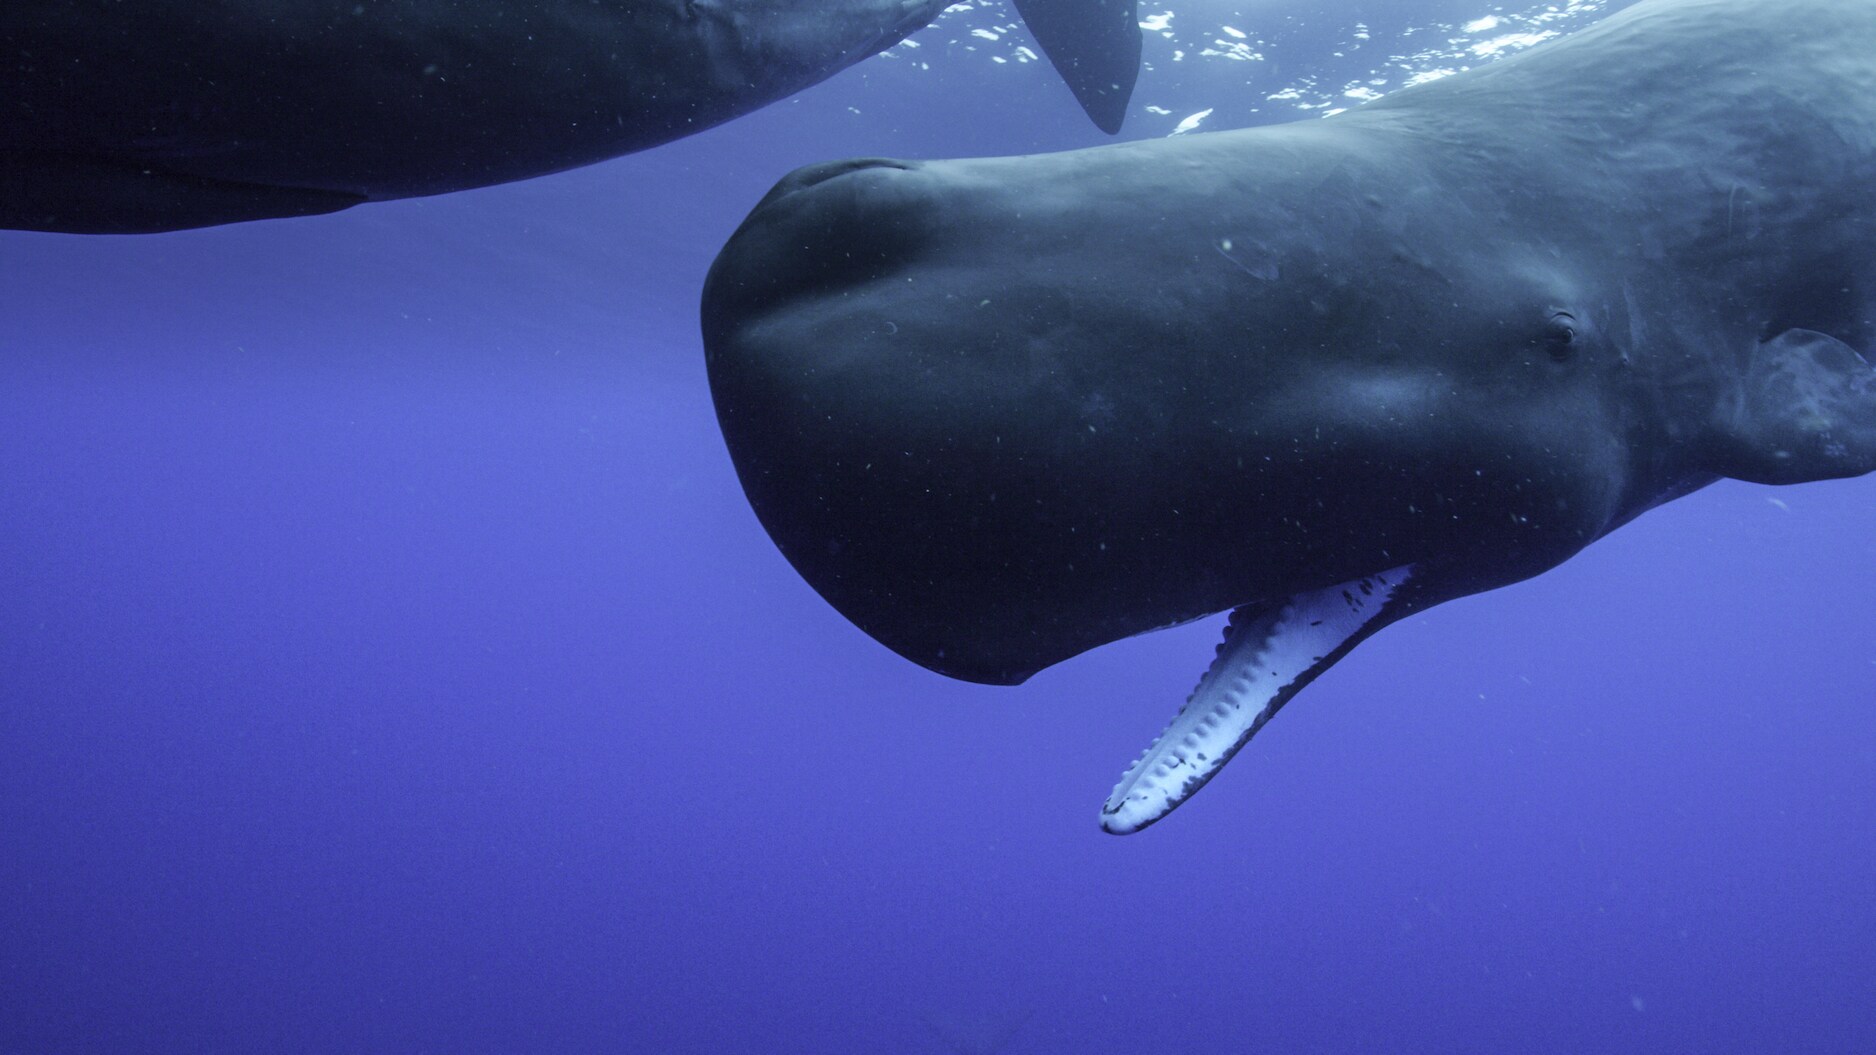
[{"left": 3, "top": 2, "right": 1873, "bottom": 1052}]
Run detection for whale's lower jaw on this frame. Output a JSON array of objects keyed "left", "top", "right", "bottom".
[{"left": 1100, "top": 565, "right": 1415, "bottom": 835}]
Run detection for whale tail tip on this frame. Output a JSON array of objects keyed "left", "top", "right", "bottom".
[{"left": 1011, "top": 0, "right": 1142, "bottom": 134}]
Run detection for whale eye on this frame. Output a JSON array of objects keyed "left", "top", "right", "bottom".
[{"left": 1542, "top": 311, "right": 1579, "bottom": 360}]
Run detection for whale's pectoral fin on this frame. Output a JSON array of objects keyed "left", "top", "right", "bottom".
[
  {"left": 1713, "top": 329, "right": 1876, "bottom": 485},
  {"left": 1010, "top": 0, "right": 1141, "bottom": 134},
  {"left": 1101, "top": 565, "right": 1416, "bottom": 834}
]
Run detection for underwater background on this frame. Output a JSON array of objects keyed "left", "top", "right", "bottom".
[{"left": 3, "top": 1, "right": 1873, "bottom": 1051}]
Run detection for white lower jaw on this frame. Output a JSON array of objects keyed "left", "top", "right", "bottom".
[{"left": 1100, "top": 564, "right": 1414, "bottom": 835}]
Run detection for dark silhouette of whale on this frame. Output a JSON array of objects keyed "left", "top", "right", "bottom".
[
  {"left": 702, "top": 0, "right": 1876, "bottom": 832},
  {"left": 0, "top": 0, "right": 1138, "bottom": 233}
]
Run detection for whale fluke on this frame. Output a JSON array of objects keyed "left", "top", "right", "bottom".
[{"left": 1012, "top": 0, "right": 1142, "bottom": 134}]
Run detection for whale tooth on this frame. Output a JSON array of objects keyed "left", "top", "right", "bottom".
[{"left": 1100, "top": 565, "right": 1415, "bottom": 835}]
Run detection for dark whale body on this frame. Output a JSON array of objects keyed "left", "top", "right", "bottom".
[
  {"left": 702, "top": 0, "right": 1876, "bottom": 831},
  {"left": 0, "top": 0, "right": 1138, "bottom": 233}
]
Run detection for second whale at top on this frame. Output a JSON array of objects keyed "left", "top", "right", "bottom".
[{"left": 0, "top": 0, "right": 1138, "bottom": 233}]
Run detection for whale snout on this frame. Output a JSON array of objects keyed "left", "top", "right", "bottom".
[{"left": 702, "top": 157, "right": 937, "bottom": 344}]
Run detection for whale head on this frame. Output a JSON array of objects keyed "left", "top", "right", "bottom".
[
  {"left": 701, "top": 0, "right": 1876, "bottom": 832},
  {"left": 704, "top": 126, "right": 1666, "bottom": 685}
]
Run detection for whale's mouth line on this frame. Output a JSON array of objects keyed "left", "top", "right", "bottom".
[{"left": 0, "top": 149, "right": 367, "bottom": 234}]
